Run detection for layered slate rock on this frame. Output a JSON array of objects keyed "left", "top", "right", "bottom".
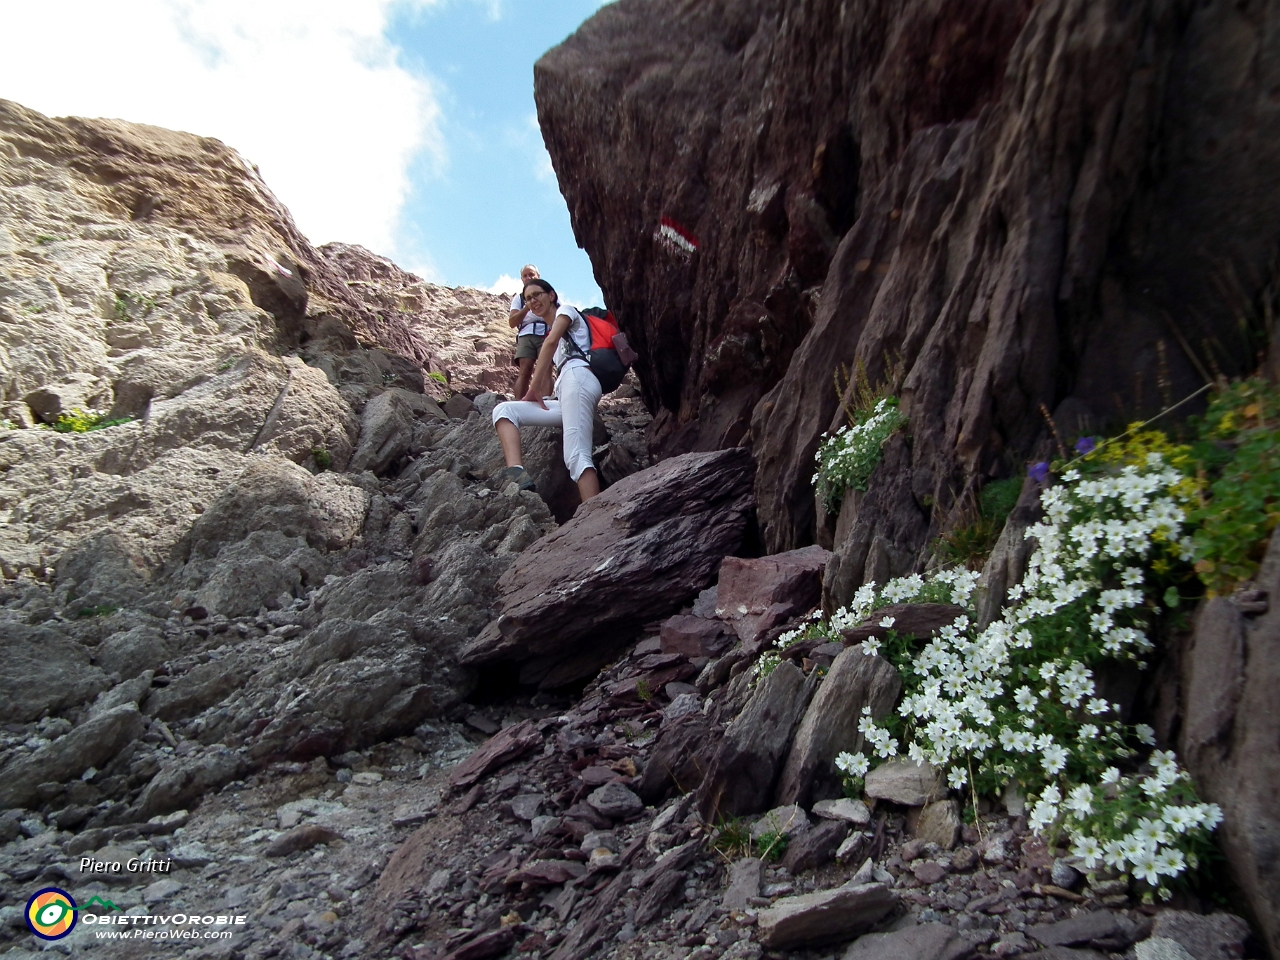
[
  {"left": 776, "top": 647, "right": 901, "bottom": 807},
  {"left": 459, "top": 449, "right": 755, "bottom": 686},
  {"left": 757, "top": 882, "right": 897, "bottom": 950},
  {"left": 698, "top": 660, "right": 818, "bottom": 818},
  {"left": 1175, "top": 531, "right": 1280, "bottom": 958}
]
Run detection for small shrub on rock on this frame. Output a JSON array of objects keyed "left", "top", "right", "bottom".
[
  {"left": 813, "top": 397, "right": 906, "bottom": 513},
  {"left": 45, "top": 408, "right": 133, "bottom": 433}
]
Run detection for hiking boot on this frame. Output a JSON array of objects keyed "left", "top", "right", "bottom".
[{"left": 501, "top": 465, "right": 537, "bottom": 492}]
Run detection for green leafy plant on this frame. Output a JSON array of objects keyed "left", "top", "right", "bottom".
[
  {"left": 711, "top": 817, "right": 752, "bottom": 860},
  {"left": 0, "top": 418, "right": 16, "bottom": 431},
  {"left": 46, "top": 408, "right": 133, "bottom": 433},
  {"left": 1187, "top": 378, "right": 1280, "bottom": 596},
  {"left": 312, "top": 447, "right": 332, "bottom": 471},
  {"left": 755, "top": 830, "right": 788, "bottom": 863},
  {"left": 710, "top": 817, "right": 788, "bottom": 863},
  {"left": 35, "top": 235, "right": 62, "bottom": 245},
  {"left": 426, "top": 371, "right": 448, "bottom": 385}
]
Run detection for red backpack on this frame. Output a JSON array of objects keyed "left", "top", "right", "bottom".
[{"left": 562, "top": 307, "right": 638, "bottom": 393}]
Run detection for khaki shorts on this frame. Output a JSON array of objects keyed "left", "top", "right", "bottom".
[{"left": 514, "top": 334, "right": 544, "bottom": 362}]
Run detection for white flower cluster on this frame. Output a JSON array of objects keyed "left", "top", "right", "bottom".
[
  {"left": 826, "top": 455, "right": 1216, "bottom": 892},
  {"left": 813, "top": 398, "right": 906, "bottom": 511},
  {"left": 1031, "top": 752, "right": 1221, "bottom": 890}
]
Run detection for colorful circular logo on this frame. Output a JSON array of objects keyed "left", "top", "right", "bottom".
[{"left": 26, "top": 887, "right": 78, "bottom": 940}]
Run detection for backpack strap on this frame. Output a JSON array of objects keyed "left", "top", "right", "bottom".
[{"left": 556, "top": 307, "right": 590, "bottom": 372}]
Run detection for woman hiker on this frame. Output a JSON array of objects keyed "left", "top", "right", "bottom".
[
  {"left": 507, "top": 264, "right": 545, "bottom": 400},
  {"left": 492, "top": 277, "right": 601, "bottom": 504}
]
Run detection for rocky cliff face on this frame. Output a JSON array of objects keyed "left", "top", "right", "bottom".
[
  {"left": 0, "top": 98, "right": 650, "bottom": 868},
  {"left": 536, "top": 0, "right": 1280, "bottom": 572}
]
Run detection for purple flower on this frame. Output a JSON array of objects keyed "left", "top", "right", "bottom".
[
  {"left": 1074, "top": 436, "right": 1097, "bottom": 455},
  {"left": 1029, "top": 461, "right": 1050, "bottom": 483}
]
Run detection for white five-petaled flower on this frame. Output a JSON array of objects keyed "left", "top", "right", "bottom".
[{"left": 1072, "top": 836, "right": 1103, "bottom": 869}]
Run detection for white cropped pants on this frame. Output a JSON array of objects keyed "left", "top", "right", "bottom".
[{"left": 491, "top": 363, "right": 602, "bottom": 482}]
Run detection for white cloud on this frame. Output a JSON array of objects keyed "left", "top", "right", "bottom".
[
  {"left": 487, "top": 274, "right": 522, "bottom": 296},
  {"left": 0, "top": 0, "right": 442, "bottom": 258}
]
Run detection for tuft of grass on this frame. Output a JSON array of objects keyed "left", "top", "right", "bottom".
[
  {"left": 635, "top": 678, "right": 652, "bottom": 702},
  {"left": 113, "top": 292, "right": 156, "bottom": 321},
  {"left": 935, "top": 476, "right": 1024, "bottom": 570},
  {"left": 710, "top": 817, "right": 752, "bottom": 860},
  {"left": 426, "top": 370, "right": 448, "bottom": 385}
]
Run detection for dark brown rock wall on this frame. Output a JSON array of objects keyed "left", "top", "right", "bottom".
[{"left": 536, "top": 0, "right": 1280, "bottom": 564}]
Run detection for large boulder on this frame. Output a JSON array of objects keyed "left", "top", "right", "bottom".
[
  {"left": 459, "top": 448, "right": 755, "bottom": 686},
  {"left": 0, "top": 704, "right": 146, "bottom": 810},
  {"left": 347, "top": 387, "right": 446, "bottom": 475}
]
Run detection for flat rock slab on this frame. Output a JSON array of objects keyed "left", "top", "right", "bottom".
[
  {"left": 437, "top": 927, "right": 518, "bottom": 960},
  {"left": 660, "top": 614, "right": 734, "bottom": 658},
  {"left": 460, "top": 448, "right": 754, "bottom": 685},
  {"left": 813, "top": 798, "right": 871, "bottom": 825},
  {"left": 510, "top": 793, "right": 543, "bottom": 820},
  {"left": 587, "top": 782, "right": 644, "bottom": 820},
  {"left": 758, "top": 882, "right": 896, "bottom": 950},
  {"left": 266, "top": 824, "right": 341, "bottom": 858},
  {"left": 914, "top": 799, "right": 961, "bottom": 849},
  {"left": 1135, "top": 939, "right": 1197, "bottom": 960},
  {"left": 751, "top": 803, "right": 812, "bottom": 839},
  {"left": 505, "top": 859, "right": 587, "bottom": 886},
  {"left": 448, "top": 719, "right": 544, "bottom": 792},
  {"left": 864, "top": 758, "right": 943, "bottom": 806},
  {"left": 723, "top": 857, "right": 763, "bottom": 910},
  {"left": 1029, "top": 911, "right": 1140, "bottom": 950},
  {"left": 698, "top": 659, "right": 818, "bottom": 817},
  {"left": 1151, "top": 911, "right": 1251, "bottom": 960},
  {"left": 781, "top": 818, "right": 848, "bottom": 874},
  {"left": 842, "top": 921, "right": 974, "bottom": 960}
]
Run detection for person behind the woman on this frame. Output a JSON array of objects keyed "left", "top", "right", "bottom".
[
  {"left": 506, "top": 263, "right": 543, "bottom": 399},
  {"left": 492, "top": 278, "right": 601, "bottom": 503}
]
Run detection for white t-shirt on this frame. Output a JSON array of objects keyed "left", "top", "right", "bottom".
[
  {"left": 510, "top": 294, "right": 549, "bottom": 338},
  {"left": 554, "top": 306, "right": 591, "bottom": 375}
]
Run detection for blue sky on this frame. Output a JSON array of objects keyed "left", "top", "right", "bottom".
[
  {"left": 0, "top": 0, "right": 607, "bottom": 306},
  {"left": 388, "top": 1, "right": 608, "bottom": 305}
]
